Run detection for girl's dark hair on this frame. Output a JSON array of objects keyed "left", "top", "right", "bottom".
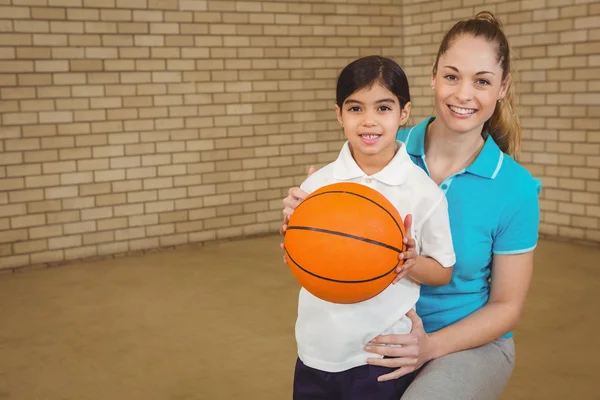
[
  {"left": 336, "top": 56, "right": 410, "bottom": 109},
  {"left": 433, "top": 11, "right": 520, "bottom": 156}
]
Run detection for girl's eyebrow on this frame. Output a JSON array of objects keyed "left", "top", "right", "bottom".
[
  {"left": 443, "top": 65, "right": 495, "bottom": 76},
  {"left": 344, "top": 98, "right": 397, "bottom": 105}
]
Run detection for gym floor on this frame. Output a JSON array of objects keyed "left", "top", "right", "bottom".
[{"left": 0, "top": 235, "right": 598, "bottom": 399}]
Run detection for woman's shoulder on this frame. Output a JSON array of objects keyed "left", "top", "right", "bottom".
[
  {"left": 496, "top": 153, "right": 542, "bottom": 197},
  {"left": 396, "top": 117, "right": 434, "bottom": 144}
]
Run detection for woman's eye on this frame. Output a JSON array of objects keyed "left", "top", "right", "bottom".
[
  {"left": 444, "top": 74, "right": 457, "bottom": 81},
  {"left": 476, "top": 79, "right": 491, "bottom": 85}
]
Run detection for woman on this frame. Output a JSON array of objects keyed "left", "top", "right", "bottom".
[{"left": 281, "top": 12, "right": 541, "bottom": 400}]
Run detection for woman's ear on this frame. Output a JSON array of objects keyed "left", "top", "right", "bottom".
[
  {"left": 399, "top": 102, "right": 411, "bottom": 126},
  {"left": 499, "top": 73, "right": 511, "bottom": 100}
]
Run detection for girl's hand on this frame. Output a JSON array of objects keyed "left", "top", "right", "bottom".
[
  {"left": 392, "top": 214, "right": 417, "bottom": 284},
  {"left": 279, "top": 166, "right": 316, "bottom": 236},
  {"left": 364, "top": 310, "right": 434, "bottom": 382},
  {"left": 280, "top": 166, "right": 316, "bottom": 262}
]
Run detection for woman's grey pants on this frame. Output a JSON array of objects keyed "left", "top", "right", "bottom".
[{"left": 401, "top": 337, "right": 515, "bottom": 400}]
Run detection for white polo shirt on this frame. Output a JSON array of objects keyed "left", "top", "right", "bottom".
[{"left": 295, "top": 141, "right": 455, "bottom": 373}]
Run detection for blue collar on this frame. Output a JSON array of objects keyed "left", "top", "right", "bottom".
[{"left": 404, "top": 117, "right": 504, "bottom": 179}]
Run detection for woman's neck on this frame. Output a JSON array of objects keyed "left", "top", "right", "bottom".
[
  {"left": 424, "top": 118, "right": 485, "bottom": 183},
  {"left": 425, "top": 118, "right": 485, "bottom": 163}
]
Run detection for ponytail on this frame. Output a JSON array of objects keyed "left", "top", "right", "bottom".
[{"left": 486, "top": 75, "right": 520, "bottom": 156}]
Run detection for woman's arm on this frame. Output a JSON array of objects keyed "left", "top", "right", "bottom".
[
  {"left": 428, "top": 251, "right": 533, "bottom": 358},
  {"left": 365, "top": 250, "right": 534, "bottom": 381}
]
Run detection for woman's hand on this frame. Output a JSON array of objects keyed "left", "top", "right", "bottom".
[
  {"left": 392, "top": 214, "right": 417, "bottom": 284},
  {"left": 364, "top": 310, "right": 436, "bottom": 382}
]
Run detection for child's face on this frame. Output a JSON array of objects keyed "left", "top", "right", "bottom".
[
  {"left": 336, "top": 83, "right": 410, "bottom": 166},
  {"left": 432, "top": 34, "right": 509, "bottom": 137}
]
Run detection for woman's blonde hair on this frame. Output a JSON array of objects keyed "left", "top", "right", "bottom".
[{"left": 432, "top": 11, "right": 521, "bottom": 157}]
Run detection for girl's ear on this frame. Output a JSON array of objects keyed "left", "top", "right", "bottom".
[
  {"left": 335, "top": 104, "right": 343, "bottom": 127},
  {"left": 399, "top": 102, "right": 411, "bottom": 126}
]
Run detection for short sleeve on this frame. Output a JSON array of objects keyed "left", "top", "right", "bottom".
[
  {"left": 299, "top": 176, "right": 319, "bottom": 195},
  {"left": 417, "top": 194, "right": 456, "bottom": 268},
  {"left": 493, "top": 178, "right": 541, "bottom": 255},
  {"left": 299, "top": 166, "right": 331, "bottom": 195}
]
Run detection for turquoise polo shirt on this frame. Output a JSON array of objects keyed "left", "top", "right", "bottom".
[{"left": 397, "top": 117, "right": 541, "bottom": 338}]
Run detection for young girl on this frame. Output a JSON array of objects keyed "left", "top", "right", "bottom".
[
  {"left": 290, "top": 56, "right": 455, "bottom": 400},
  {"left": 283, "top": 12, "right": 541, "bottom": 400}
]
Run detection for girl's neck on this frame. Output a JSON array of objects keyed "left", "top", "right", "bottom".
[{"left": 350, "top": 143, "right": 396, "bottom": 176}]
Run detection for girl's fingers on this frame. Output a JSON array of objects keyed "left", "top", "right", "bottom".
[
  {"left": 400, "top": 250, "right": 417, "bottom": 261},
  {"left": 403, "top": 214, "right": 413, "bottom": 239},
  {"left": 392, "top": 270, "right": 407, "bottom": 284}
]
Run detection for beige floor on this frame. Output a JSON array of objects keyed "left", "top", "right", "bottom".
[{"left": 0, "top": 236, "right": 598, "bottom": 400}]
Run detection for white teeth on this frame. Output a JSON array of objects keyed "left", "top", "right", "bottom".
[
  {"left": 449, "top": 105, "right": 476, "bottom": 115},
  {"left": 361, "top": 134, "right": 379, "bottom": 139}
]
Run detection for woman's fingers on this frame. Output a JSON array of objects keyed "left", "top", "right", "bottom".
[
  {"left": 406, "top": 309, "right": 423, "bottom": 327},
  {"left": 365, "top": 345, "right": 419, "bottom": 356},
  {"left": 376, "top": 366, "right": 415, "bottom": 382},
  {"left": 366, "top": 353, "right": 418, "bottom": 368},
  {"left": 370, "top": 333, "right": 418, "bottom": 346}
]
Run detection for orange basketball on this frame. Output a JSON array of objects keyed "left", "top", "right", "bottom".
[{"left": 284, "top": 182, "right": 406, "bottom": 304}]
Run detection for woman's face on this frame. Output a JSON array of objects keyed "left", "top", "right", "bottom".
[
  {"left": 431, "top": 35, "right": 509, "bottom": 137},
  {"left": 335, "top": 83, "right": 410, "bottom": 167}
]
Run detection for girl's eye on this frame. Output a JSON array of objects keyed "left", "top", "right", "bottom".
[
  {"left": 378, "top": 105, "right": 392, "bottom": 111},
  {"left": 348, "top": 106, "right": 361, "bottom": 112}
]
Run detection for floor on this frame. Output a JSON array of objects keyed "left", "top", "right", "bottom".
[{"left": 0, "top": 236, "right": 598, "bottom": 399}]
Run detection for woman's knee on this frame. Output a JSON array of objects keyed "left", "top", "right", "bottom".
[{"left": 400, "top": 338, "right": 515, "bottom": 400}]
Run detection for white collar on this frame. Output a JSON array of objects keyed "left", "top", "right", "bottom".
[{"left": 332, "top": 141, "right": 413, "bottom": 186}]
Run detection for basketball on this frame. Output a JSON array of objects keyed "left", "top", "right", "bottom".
[{"left": 284, "top": 182, "right": 406, "bottom": 304}]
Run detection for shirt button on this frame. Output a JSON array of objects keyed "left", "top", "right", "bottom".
[
  {"left": 441, "top": 184, "right": 448, "bottom": 190},
  {"left": 366, "top": 178, "right": 372, "bottom": 183}
]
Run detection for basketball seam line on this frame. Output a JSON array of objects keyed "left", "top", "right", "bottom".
[
  {"left": 286, "top": 226, "right": 404, "bottom": 254},
  {"left": 297, "top": 189, "right": 403, "bottom": 234},
  {"left": 285, "top": 248, "right": 400, "bottom": 284}
]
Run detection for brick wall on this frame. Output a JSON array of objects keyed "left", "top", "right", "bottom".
[
  {"left": 0, "top": 0, "right": 403, "bottom": 270},
  {"left": 401, "top": 0, "right": 600, "bottom": 244},
  {"left": 1, "top": 0, "right": 598, "bottom": 271}
]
